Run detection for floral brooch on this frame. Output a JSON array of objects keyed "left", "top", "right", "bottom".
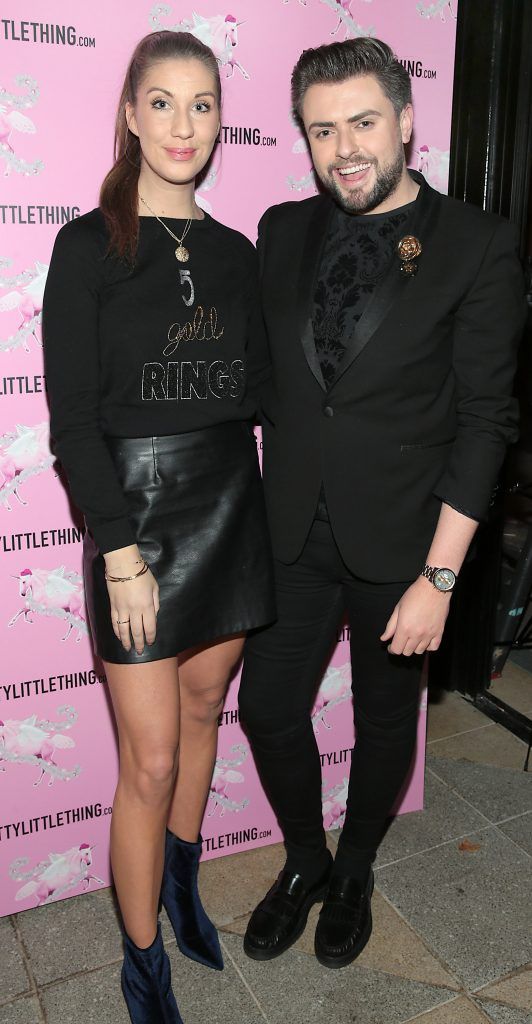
[{"left": 397, "top": 235, "right": 422, "bottom": 276}]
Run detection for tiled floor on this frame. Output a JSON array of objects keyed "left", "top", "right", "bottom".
[{"left": 1, "top": 665, "right": 530, "bottom": 1024}]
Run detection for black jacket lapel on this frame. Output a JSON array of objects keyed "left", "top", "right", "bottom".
[
  {"left": 296, "top": 196, "right": 335, "bottom": 391},
  {"left": 328, "top": 173, "right": 442, "bottom": 390}
]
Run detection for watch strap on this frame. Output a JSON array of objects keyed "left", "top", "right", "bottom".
[{"left": 420, "top": 564, "right": 457, "bottom": 591}]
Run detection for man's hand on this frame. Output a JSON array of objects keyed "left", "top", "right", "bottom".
[{"left": 380, "top": 577, "right": 451, "bottom": 656}]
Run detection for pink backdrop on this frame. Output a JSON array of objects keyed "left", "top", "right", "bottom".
[{"left": 0, "top": 0, "right": 458, "bottom": 915}]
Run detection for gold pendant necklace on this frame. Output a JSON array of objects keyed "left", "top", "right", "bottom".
[
  {"left": 139, "top": 195, "right": 193, "bottom": 262},
  {"left": 174, "top": 244, "right": 190, "bottom": 263}
]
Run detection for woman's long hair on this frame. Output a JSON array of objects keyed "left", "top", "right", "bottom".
[{"left": 100, "top": 31, "right": 221, "bottom": 261}]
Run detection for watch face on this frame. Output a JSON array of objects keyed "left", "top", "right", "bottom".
[{"left": 433, "top": 568, "right": 456, "bottom": 592}]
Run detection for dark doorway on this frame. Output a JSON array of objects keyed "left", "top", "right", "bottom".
[{"left": 429, "top": 0, "right": 532, "bottom": 758}]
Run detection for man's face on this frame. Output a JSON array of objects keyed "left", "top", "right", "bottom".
[{"left": 301, "top": 73, "right": 413, "bottom": 214}]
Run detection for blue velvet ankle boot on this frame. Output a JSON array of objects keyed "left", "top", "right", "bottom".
[
  {"left": 161, "top": 829, "right": 223, "bottom": 970},
  {"left": 121, "top": 923, "right": 183, "bottom": 1024}
]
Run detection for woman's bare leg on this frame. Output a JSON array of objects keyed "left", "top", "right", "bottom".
[
  {"left": 105, "top": 656, "right": 180, "bottom": 948},
  {"left": 167, "top": 635, "right": 244, "bottom": 842}
]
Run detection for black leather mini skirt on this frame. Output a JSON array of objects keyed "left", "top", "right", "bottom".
[{"left": 83, "top": 422, "right": 276, "bottom": 664}]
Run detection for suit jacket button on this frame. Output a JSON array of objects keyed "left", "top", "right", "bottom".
[{"left": 323, "top": 405, "right": 334, "bottom": 417}]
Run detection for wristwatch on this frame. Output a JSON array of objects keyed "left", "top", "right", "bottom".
[{"left": 420, "top": 564, "right": 457, "bottom": 592}]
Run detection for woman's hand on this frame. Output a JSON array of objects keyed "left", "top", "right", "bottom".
[
  {"left": 104, "top": 545, "right": 159, "bottom": 655},
  {"left": 380, "top": 577, "right": 451, "bottom": 656}
]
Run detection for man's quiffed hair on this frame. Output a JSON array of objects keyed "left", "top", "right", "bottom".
[{"left": 291, "top": 38, "right": 412, "bottom": 122}]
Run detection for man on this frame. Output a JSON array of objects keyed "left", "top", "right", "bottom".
[{"left": 238, "top": 38, "right": 525, "bottom": 969}]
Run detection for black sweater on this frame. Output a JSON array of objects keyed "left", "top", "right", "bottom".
[{"left": 43, "top": 209, "right": 269, "bottom": 554}]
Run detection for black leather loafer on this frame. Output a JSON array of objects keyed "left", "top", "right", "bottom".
[
  {"left": 243, "top": 855, "right": 333, "bottom": 961},
  {"left": 314, "top": 868, "right": 374, "bottom": 969}
]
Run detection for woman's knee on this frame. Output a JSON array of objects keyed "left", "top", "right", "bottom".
[
  {"left": 180, "top": 679, "right": 227, "bottom": 725},
  {"left": 120, "top": 744, "right": 179, "bottom": 803},
  {"left": 179, "top": 639, "right": 243, "bottom": 726}
]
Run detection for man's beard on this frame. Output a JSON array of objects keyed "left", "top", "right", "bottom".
[{"left": 320, "top": 145, "right": 405, "bottom": 214}]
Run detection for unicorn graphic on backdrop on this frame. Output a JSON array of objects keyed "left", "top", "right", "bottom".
[
  {"left": 282, "top": 0, "right": 374, "bottom": 35},
  {"left": 195, "top": 148, "right": 221, "bottom": 215},
  {"left": 10, "top": 843, "right": 103, "bottom": 905},
  {"left": 287, "top": 111, "right": 317, "bottom": 194},
  {"left": 208, "top": 742, "right": 250, "bottom": 816},
  {"left": 416, "top": 144, "right": 450, "bottom": 192},
  {"left": 0, "top": 706, "right": 81, "bottom": 786},
  {"left": 0, "top": 74, "right": 43, "bottom": 176},
  {"left": 9, "top": 565, "right": 87, "bottom": 642},
  {"left": 0, "top": 103, "right": 36, "bottom": 174},
  {"left": 287, "top": 168, "right": 316, "bottom": 192},
  {"left": 320, "top": 0, "right": 375, "bottom": 39},
  {"left": 149, "top": 7, "right": 249, "bottom": 79},
  {"left": 312, "top": 662, "right": 352, "bottom": 733},
  {"left": 416, "top": 0, "right": 456, "bottom": 21},
  {"left": 0, "top": 260, "right": 48, "bottom": 353},
  {"left": 322, "top": 776, "right": 349, "bottom": 829},
  {"left": 282, "top": 0, "right": 374, "bottom": 9},
  {"left": 326, "top": 0, "right": 374, "bottom": 37},
  {"left": 0, "top": 422, "right": 54, "bottom": 510}
]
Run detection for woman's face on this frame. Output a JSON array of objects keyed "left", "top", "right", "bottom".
[{"left": 126, "top": 57, "right": 220, "bottom": 187}]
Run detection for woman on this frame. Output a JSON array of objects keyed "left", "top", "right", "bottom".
[{"left": 43, "top": 30, "right": 275, "bottom": 1023}]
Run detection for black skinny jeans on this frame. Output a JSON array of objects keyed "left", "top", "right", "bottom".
[{"left": 239, "top": 518, "right": 423, "bottom": 873}]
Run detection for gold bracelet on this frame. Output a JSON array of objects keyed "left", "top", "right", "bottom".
[{"left": 104, "top": 561, "right": 149, "bottom": 583}]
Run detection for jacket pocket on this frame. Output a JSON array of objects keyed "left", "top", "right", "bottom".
[{"left": 400, "top": 439, "right": 455, "bottom": 453}]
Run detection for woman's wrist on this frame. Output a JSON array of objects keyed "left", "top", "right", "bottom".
[
  {"left": 105, "top": 561, "right": 148, "bottom": 583},
  {"left": 103, "top": 544, "right": 142, "bottom": 573}
]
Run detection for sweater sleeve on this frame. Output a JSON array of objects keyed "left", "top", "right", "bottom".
[
  {"left": 43, "top": 219, "right": 136, "bottom": 554},
  {"left": 237, "top": 232, "right": 271, "bottom": 419}
]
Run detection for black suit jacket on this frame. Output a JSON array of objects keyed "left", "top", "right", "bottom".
[{"left": 257, "top": 173, "right": 525, "bottom": 582}]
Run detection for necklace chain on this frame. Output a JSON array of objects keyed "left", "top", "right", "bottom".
[
  {"left": 137, "top": 193, "right": 195, "bottom": 262},
  {"left": 139, "top": 194, "right": 193, "bottom": 244}
]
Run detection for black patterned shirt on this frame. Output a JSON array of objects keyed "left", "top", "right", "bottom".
[
  {"left": 313, "top": 199, "right": 416, "bottom": 522},
  {"left": 312, "top": 200, "right": 416, "bottom": 389}
]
